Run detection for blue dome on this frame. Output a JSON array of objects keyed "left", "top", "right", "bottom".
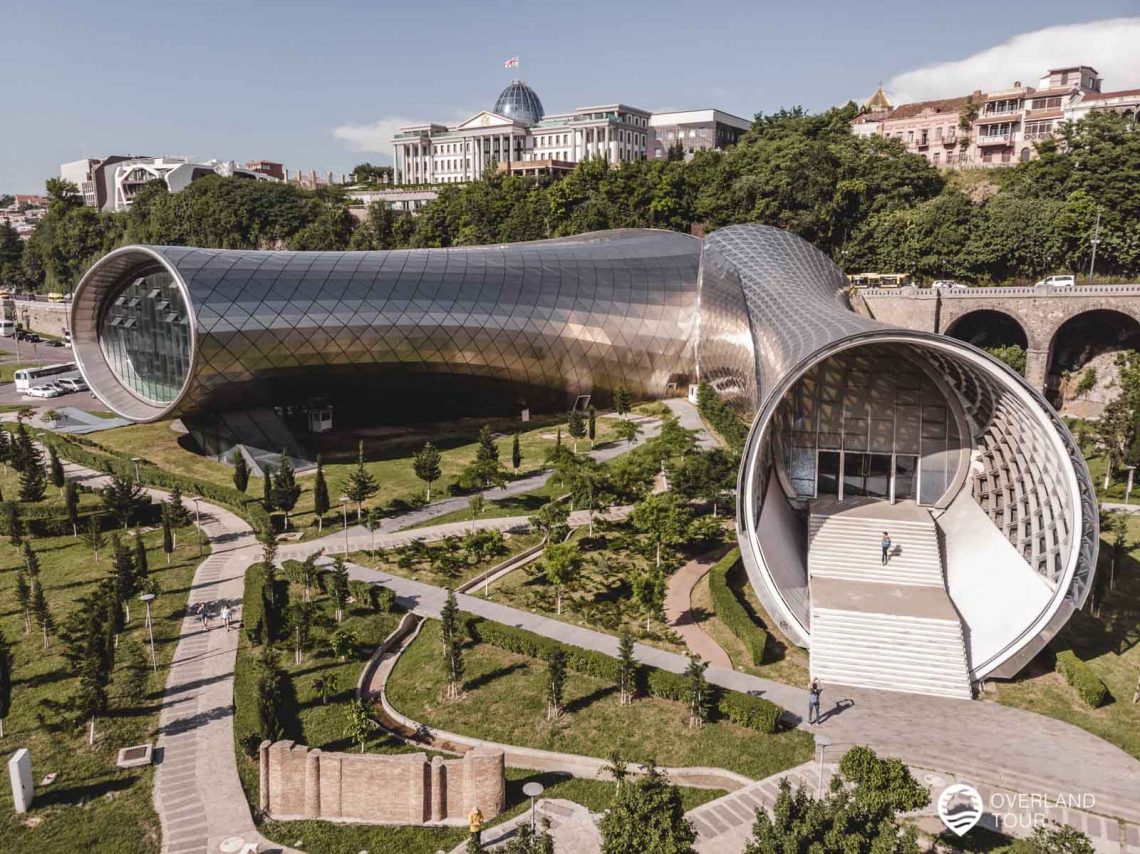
[{"left": 493, "top": 80, "right": 545, "bottom": 126}]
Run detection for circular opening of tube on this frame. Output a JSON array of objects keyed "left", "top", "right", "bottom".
[{"left": 98, "top": 265, "right": 192, "bottom": 404}]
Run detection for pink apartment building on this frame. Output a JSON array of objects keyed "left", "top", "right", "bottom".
[{"left": 855, "top": 64, "right": 1139, "bottom": 169}]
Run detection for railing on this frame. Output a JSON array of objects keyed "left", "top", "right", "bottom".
[
  {"left": 977, "top": 133, "right": 1013, "bottom": 145},
  {"left": 860, "top": 284, "right": 1140, "bottom": 298}
]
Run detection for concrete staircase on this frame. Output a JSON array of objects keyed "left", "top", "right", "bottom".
[{"left": 808, "top": 501, "right": 972, "bottom": 700}]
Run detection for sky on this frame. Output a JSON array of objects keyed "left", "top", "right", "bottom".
[{"left": 2, "top": 0, "right": 1139, "bottom": 194}]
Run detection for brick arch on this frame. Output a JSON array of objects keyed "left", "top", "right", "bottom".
[
  {"left": 1043, "top": 305, "right": 1140, "bottom": 392},
  {"left": 938, "top": 301, "right": 1040, "bottom": 349},
  {"left": 943, "top": 307, "right": 1031, "bottom": 349}
]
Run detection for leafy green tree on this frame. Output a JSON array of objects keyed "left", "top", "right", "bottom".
[
  {"left": 631, "top": 492, "right": 692, "bottom": 568},
  {"left": 632, "top": 569, "right": 666, "bottom": 632},
  {"left": 670, "top": 448, "right": 735, "bottom": 516},
  {"left": 613, "top": 418, "right": 642, "bottom": 447},
  {"left": 48, "top": 446, "right": 65, "bottom": 496},
  {"left": 64, "top": 479, "right": 80, "bottom": 536},
  {"left": 101, "top": 474, "right": 144, "bottom": 529},
  {"left": 413, "top": 442, "right": 443, "bottom": 500},
  {"left": 617, "top": 628, "right": 637, "bottom": 706},
  {"left": 313, "top": 672, "right": 339, "bottom": 705},
  {"left": 441, "top": 587, "right": 461, "bottom": 648},
  {"left": 289, "top": 600, "right": 314, "bottom": 665},
  {"left": 601, "top": 765, "right": 695, "bottom": 854},
  {"left": 544, "top": 647, "right": 567, "bottom": 720},
  {"left": 985, "top": 344, "right": 1027, "bottom": 376},
  {"left": 272, "top": 451, "right": 302, "bottom": 529},
  {"left": 344, "top": 698, "right": 379, "bottom": 752},
  {"left": 475, "top": 425, "right": 500, "bottom": 463},
  {"left": 541, "top": 540, "right": 583, "bottom": 615},
  {"left": 313, "top": 454, "right": 330, "bottom": 531},
  {"left": 498, "top": 819, "right": 555, "bottom": 854},
  {"left": 684, "top": 654, "right": 710, "bottom": 729},
  {"left": 567, "top": 408, "right": 586, "bottom": 452},
  {"left": 613, "top": 387, "right": 632, "bottom": 417},
  {"left": 232, "top": 448, "right": 250, "bottom": 493},
  {"left": 1012, "top": 823, "right": 1096, "bottom": 854},
  {"left": 343, "top": 440, "right": 379, "bottom": 521},
  {"left": 329, "top": 555, "right": 350, "bottom": 622},
  {"left": 165, "top": 485, "right": 191, "bottom": 540},
  {"left": 300, "top": 549, "right": 322, "bottom": 601},
  {"left": 512, "top": 433, "right": 522, "bottom": 470},
  {"left": 0, "top": 630, "right": 11, "bottom": 737}
]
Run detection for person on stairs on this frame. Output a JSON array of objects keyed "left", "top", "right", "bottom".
[
  {"left": 808, "top": 678, "right": 822, "bottom": 724},
  {"left": 881, "top": 531, "right": 892, "bottom": 565}
]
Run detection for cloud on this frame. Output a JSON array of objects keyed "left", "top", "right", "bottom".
[
  {"left": 332, "top": 116, "right": 422, "bottom": 163},
  {"left": 885, "top": 18, "right": 1140, "bottom": 103}
]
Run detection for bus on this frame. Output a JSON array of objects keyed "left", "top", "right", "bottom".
[
  {"left": 848, "top": 273, "right": 914, "bottom": 289},
  {"left": 46, "top": 292, "right": 66, "bottom": 303},
  {"left": 0, "top": 320, "right": 14, "bottom": 338},
  {"left": 14, "top": 362, "right": 79, "bottom": 392}
]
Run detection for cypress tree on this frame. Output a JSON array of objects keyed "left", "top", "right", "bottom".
[
  {"left": 0, "top": 630, "right": 10, "bottom": 738},
  {"left": 272, "top": 451, "right": 301, "bottom": 529},
  {"left": 475, "top": 425, "right": 500, "bottom": 463},
  {"left": 18, "top": 450, "right": 46, "bottom": 502},
  {"left": 511, "top": 433, "right": 522, "bottom": 470},
  {"left": 133, "top": 531, "right": 150, "bottom": 592},
  {"left": 64, "top": 479, "right": 79, "bottom": 536},
  {"left": 48, "top": 446, "right": 65, "bottom": 496},
  {"left": 232, "top": 448, "right": 251, "bottom": 493},
  {"left": 588, "top": 406, "right": 597, "bottom": 448},
  {"left": 161, "top": 510, "right": 174, "bottom": 564},
  {"left": 568, "top": 408, "right": 586, "bottom": 452},
  {"left": 4, "top": 503, "right": 19, "bottom": 546},
  {"left": 313, "top": 454, "right": 330, "bottom": 532},
  {"left": 15, "top": 570, "right": 30, "bottom": 634},
  {"left": 617, "top": 628, "right": 637, "bottom": 706},
  {"left": 31, "top": 582, "right": 53, "bottom": 649},
  {"left": 0, "top": 428, "right": 10, "bottom": 474},
  {"left": 343, "top": 440, "right": 378, "bottom": 522},
  {"left": 262, "top": 463, "right": 275, "bottom": 513},
  {"left": 21, "top": 540, "right": 40, "bottom": 586}
]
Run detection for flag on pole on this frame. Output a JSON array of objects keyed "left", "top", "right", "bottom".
[{"left": 504, "top": 56, "right": 519, "bottom": 68}]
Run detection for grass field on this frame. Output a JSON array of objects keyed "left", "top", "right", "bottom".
[
  {"left": 92, "top": 413, "right": 621, "bottom": 537},
  {"left": 0, "top": 522, "right": 206, "bottom": 854},
  {"left": 690, "top": 560, "right": 810, "bottom": 688},
  {"left": 989, "top": 515, "right": 1140, "bottom": 760},
  {"left": 388, "top": 620, "right": 814, "bottom": 780}
]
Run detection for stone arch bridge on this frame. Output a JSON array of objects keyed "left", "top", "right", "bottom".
[{"left": 856, "top": 284, "right": 1140, "bottom": 394}]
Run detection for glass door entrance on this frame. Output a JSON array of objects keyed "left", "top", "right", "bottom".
[
  {"left": 817, "top": 450, "right": 906, "bottom": 501},
  {"left": 894, "top": 455, "right": 918, "bottom": 501}
]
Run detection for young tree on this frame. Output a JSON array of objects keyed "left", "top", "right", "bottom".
[
  {"left": 545, "top": 648, "right": 567, "bottom": 720},
  {"left": 254, "top": 645, "right": 286, "bottom": 744},
  {"left": 587, "top": 406, "right": 597, "bottom": 448},
  {"left": 232, "top": 448, "right": 251, "bottom": 493},
  {"left": 64, "top": 479, "right": 80, "bottom": 536},
  {"left": 15, "top": 570, "right": 31, "bottom": 634},
  {"left": 617, "top": 628, "right": 637, "bottom": 706},
  {"left": 21, "top": 540, "right": 40, "bottom": 585},
  {"left": 10, "top": 419, "right": 35, "bottom": 473},
  {"left": 440, "top": 587, "right": 461, "bottom": 648},
  {"left": 329, "top": 555, "right": 350, "bottom": 622},
  {"left": 289, "top": 600, "right": 313, "bottom": 665},
  {"left": 165, "top": 485, "right": 191, "bottom": 546},
  {"left": 18, "top": 447, "right": 46, "bottom": 502},
  {"left": 511, "top": 433, "right": 522, "bottom": 471},
  {"left": 329, "top": 626, "right": 358, "bottom": 660},
  {"left": 116, "top": 640, "right": 149, "bottom": 707},
  {"left": 529, "top": 500, "right": 570, "bottom": 543},
  {"left": 262, "top": 463, "right": 275, "bottom": 514},
  {"left": 300, "top": 549, "right": 322, "bottom": 601},
  {"left": 613, "top": 387, "right": 632, "bottom": 418},
  {"left": 343, "top": 440, "right": 379, "bottom": 521},
  {"left": 0, "top": 428, "right": 10, "bottom": 475},
  {"left": 0, "top": 631, "right": 10, "bottom": 737},
  {"left": 272, "top": 451, "right": 302, "bottom": 530},
  {"left": 475, "top": 425, "right": 500, "bottom": 464},
  {"left": 161, "top": 509, "right": 174, "bottom": 564},
  {"left": 82, "top": 515, "right": 106, "bottom": 561},
  {"left": 133, "top": 531, "right": 150, "bottom": 595},
  {"left": 684, "top": 654, "right": 710, "bottom": 729},
  {"left": 31, "top": 580, "right": 54, "bottom": 649},
  {"left": 344, "top": 698, "right": 379, "bottom": 753},
  {"left": 468, "top": 493, "right": 485, "bottom": 529},
  {"left": 602, "top": 751, "right": 630, "bottom": 788},
  {"left": 631, "top": 492, "right": 692, "bottom": 569},
  {"left": 413, "top": 442, "right": 443, "bottom": 501},
  {"left": 62, "top": 594, "right": 114, "bottom": 745},
  {"left": 313, "top": 673, "right": 339, "bottom": 705},
  {"left": 567, "top": 408, "right": 586, "bottom": 453},
  {"left": 541, "top": 540, "right": 583, "bottom": 615},
  {"left": 102, "top": 475, "right": 144, "bottom": 530},
  {"left": 445, "top": 630, "right": 465, "bottom": 700},
  {"left": 631, "top": 569, "right": 666, "bottom": 632},
  {"left": 4, "top": 502, "right": 20, "bottom": 546},
  {"left": 313, "top": 454, "right": 330, "bottom": 532},
  {"left": 601, "top": 765, "right": 695, "bottom": 854},
  {"left": 48, "top": 446, "right": 65, "bottom": 496},
  {"left": 108, "top": 534, "right": 136, "bottom": 623},
  {"left": 613, "top": 418, "right": 642, "bottom": 447},
  {"left": 364, "top": 507, "right": 383, "bottom": 551}
]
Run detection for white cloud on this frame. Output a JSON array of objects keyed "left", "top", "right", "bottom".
[
  {"left": 886, "top": 18, "right": 1140, "bottom": 103},
  {"left": 332, "top": 116, "right": 422, "bottom": 163}
]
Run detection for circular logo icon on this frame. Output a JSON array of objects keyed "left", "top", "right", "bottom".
[{"left": 938, "top": 783, "right": 984, "bottom": 837}]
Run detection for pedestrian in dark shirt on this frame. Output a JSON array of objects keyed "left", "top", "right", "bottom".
[
  {"left": 808, "top": 678, "right": 822, "bottom": 724},
  {"left": 881, "top": 532, "right": 892, "bottom": 565}
]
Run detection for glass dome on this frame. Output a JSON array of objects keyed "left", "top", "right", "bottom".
[{"left": 493, "top": 80, "right": 545, "bottom": 126}]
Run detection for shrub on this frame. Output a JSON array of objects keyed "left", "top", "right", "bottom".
[
  {"left": 242, "top": 563, "right": 269, "bottom": 645},
  {"left": 696, "top": 383, "right": 749, "bottom": 450},
  {"left": 464, "top": 613, "right": 783, "bottom": 733},
  {"left": 708, "top": 549, "right": 768, "bottom": 665},
  {"left": 1054, "top": 649, "right": 1110, "bottom": 708}
]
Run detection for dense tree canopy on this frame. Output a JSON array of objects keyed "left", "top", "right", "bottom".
[{"left": 7, "top": 108, "right": 1139, "bottom": 293}]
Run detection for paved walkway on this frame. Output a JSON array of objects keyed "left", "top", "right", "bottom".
[
  {"left": 664, "top": 546, "right": 734, "bottom": 668},
  {"left": 446, "top": 798, "right": 602, "bottom": 854}
]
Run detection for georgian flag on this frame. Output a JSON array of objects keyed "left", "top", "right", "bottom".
[{"left": 504, "top": 56, "right": 519, "bottom": 68}]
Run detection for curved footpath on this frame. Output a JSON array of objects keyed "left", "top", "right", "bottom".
[{"left": 663, "top": 546, "right": 734, "bottom": 668}]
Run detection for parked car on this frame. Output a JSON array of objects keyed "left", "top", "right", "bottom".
[
  {"left": 27, "top": 383, "right": 64, "bottom": 398},
  {"left": 56, "top": 377, "right": 88, "bottom": 393},
  {"left": 1035, "top": 274, "right": 1076, "bottom": 287},
  {"left": 44, "top": 338, "right": 65, "bottom": 348},
  {"left": 15, "top": 331, "right": 40, "bottom": 342},
  {"left": 931, "top": 280, "right": 967, "bottom": 290}
]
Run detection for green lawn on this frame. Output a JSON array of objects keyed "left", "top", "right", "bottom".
[
  {"left": 347, "top": 529, "right": 544, "bottom": 589},
  {"left": 691, "top": 561, "right": 810, "bottom": 687},
  {"left": 989, "top": 515, "right": 1140, "bottom": 760},
  {"left": 388, "top": 620, "right": 815, "bottom": 781},
  {"left": 0, "top": 523, "right": 207, "bottom": 854}
]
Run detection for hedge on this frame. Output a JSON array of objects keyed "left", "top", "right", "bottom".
[
  {"left": 23, "top": 427, "right": 272, "bottom": 532},
  {"left": 696, "top": 382, "right": 749, "bottom": 450},
  {"left": 242, "top": 563, "right": 270, "bottom": 646},
  {"left": 1054, "top": 649, "right": 1110, "bottom": 708},
  {"left": 463, "top": 613, "right": 782, "bottom": 733},
  {"left": 708, "top": 549, "right": 768, "bottom": 665}
]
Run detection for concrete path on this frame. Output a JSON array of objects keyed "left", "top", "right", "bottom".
[
  {"left": 664, "top": 546, "right": 734, "bottom": 668},
  {"left": 447, "top": 798, "right": 602, "bottom": 854}
]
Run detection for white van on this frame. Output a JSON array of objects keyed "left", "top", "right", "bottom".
[
  {"left": 0, "top": 320, "right": 14, "bottom": 338},
  {"left": 1035, "top": 275, "right": 1076, "bottom": 287}
]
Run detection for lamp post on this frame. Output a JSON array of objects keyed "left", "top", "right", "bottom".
[
  {"left": 522, "top": 781, "right": 544, "bottom": 832},
  {"left": 138, "top": 592, "right": 157, "bottom": 672},
  {"left": 190, "top": 496, "right": 202, "bottom": 556},
  {"left": 340, "top": 496, "right": 350, "bottom": 555},
  {"left": 130, "top": 457, "right": 141, "bottom": 484},
  {"left": 1126, "top": 466, "right": 1136, "bottom": 506},
  {"left": 815, "top": 733, "right": 833, "bottom": 797}
]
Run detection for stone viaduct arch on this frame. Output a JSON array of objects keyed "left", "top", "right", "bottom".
[{"left": 856, "top": 285, "right": 1140, "bottom": 394}]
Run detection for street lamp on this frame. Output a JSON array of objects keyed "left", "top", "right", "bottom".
[
  {"left": 189, "top": 496, "right": 202, "bottom": 556},
  {"left": 138, "top": 592, "right": 157, "bottom": 672},
  {"left": 130, "top": 457, "right": 141, "bottom": 484},
  {"left": 522, "top": 781, "right": 544, "bottom": 832},
  {"left": 1126, "top": 466, "right": 1136, "bottom": 506},
  {"left": 815, "top": 733, "right": 833, "bottom": 797},
  {"left": 340, "top": 496, "right": 350, "bottom": 555}
]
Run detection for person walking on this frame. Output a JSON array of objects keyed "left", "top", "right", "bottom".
[
  {"left": 200, "top": 602, "right": 211, "bottom": 630},
  {"left": 881, "top": 531, "right": 892, "bottom": 565},
  {"left": 221, "top": 604, "right": 231, "bottom": 630},
  {"left": 808, "top": 678, "right": 822, "bottom": 724}
]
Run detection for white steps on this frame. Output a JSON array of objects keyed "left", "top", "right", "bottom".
[{"left": 808, "top": 502, "right": 973, "bottom": 700}]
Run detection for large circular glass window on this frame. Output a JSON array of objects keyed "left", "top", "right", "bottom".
[{"left": 99, "top": 267, "right": 191, "bottom": 403}]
